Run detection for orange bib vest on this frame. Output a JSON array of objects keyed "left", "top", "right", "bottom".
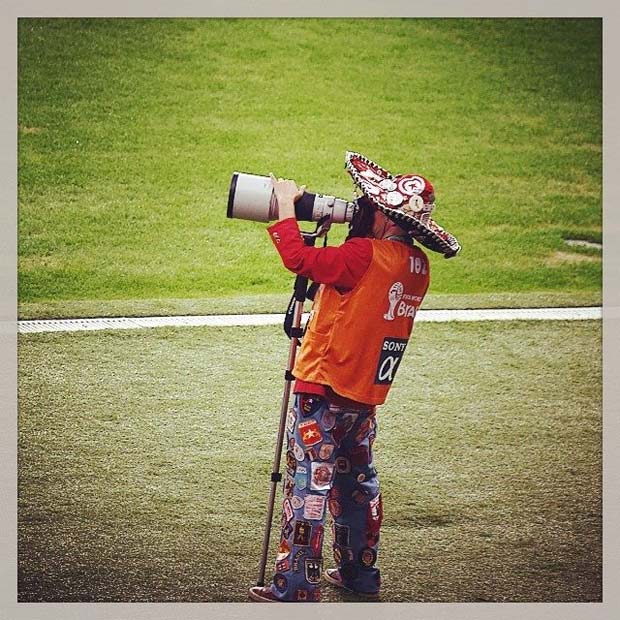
[{"left": 294, "top": 239, "right": 430, "bottom": 405}]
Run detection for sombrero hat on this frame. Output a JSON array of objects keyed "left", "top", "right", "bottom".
[{"left": 345, "top": 151, "right": 461, "bottom": 258}]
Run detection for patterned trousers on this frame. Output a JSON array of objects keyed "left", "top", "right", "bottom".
[{"left": 269, "top": 392, "right": 383, "bottom": 601}]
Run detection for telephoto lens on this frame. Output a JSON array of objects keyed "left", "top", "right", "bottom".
[{"left": 227, "top": 172, "right": 357, "bottom": 224}]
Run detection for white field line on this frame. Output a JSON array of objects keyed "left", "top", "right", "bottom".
[{"left": 17, "top": 307, "right": 602, "bottom": 334}]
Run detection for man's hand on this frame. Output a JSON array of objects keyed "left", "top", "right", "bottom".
[{"left": 270, "top": 173, "right": 306, "bottom": 221}]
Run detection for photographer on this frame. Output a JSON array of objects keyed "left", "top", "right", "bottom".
[{"left": 248, "top": 158, "right": 439, "bottom": 602}]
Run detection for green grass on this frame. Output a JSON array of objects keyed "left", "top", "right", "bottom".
[
  {"left": 18, "top": 319, "right": 602, "bottom": 602},
  {"left": 18, "top": 18, "right": 602, "bottom": 315},
  {"left": 18, "top": 290, "right": 602, "bottom": 320}
]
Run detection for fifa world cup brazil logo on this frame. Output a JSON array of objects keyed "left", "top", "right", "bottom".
[{"left": 384, "top": 282, "right": 404, "bottom": 321}]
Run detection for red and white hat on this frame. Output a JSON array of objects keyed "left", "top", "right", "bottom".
[{"left": 345, "top": 151, "right": 461, "bottom": 258}]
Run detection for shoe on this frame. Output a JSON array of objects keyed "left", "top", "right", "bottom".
[
  {"left": 323, "top": 568, "right": 380, "bottom": 600},
  {"left": 248, "top": 586, "right": 282, "bottom": 602}
]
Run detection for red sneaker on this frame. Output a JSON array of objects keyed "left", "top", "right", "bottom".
[
  {"left": 248, "top": 586, "right": 282, "bottom": 602},
  {"left": 323, "top": 568, "right": 380, "bottom": 600}
]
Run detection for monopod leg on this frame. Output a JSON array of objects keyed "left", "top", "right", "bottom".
[{"left": 256, "top": 297, "right": 305, "bottom": 587}]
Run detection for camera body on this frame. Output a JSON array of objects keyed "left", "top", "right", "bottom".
[{"left": 227, "top": 172, "right": 357, "bottom": 224}]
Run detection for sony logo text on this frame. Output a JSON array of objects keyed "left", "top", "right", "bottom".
[{"left": 382, "top": 340, "right": 407, "bottom": 352}]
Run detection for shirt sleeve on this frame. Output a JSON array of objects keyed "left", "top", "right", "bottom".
[{"left": 267, "top": 217, "right": 373, "bottom": 291}]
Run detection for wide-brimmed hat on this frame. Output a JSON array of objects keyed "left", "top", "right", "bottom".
[{"left": 344, "top": 151, "right": 461, "bottom": 258}]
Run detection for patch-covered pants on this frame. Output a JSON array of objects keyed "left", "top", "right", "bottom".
[{"left": 269, "top": 393, "right": 383, "bottom": 601}]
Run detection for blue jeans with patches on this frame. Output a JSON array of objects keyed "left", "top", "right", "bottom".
[{"left": 269, "top": 393, "right": 382, "bottom": 601}]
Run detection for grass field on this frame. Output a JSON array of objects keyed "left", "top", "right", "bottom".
[
  {"left": 18, "top": 319, "right": 602, "bottom": 602},
  {"left": 17, "top": 290, "right": 603, "bottom": 321},
  {"left": 18, "top": 18, "right": 601, "bottom": 318}
]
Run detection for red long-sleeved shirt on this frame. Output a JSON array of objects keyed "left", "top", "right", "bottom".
[
  {"left": 267, "top": 217, "right": 374, "bottom": 405},
  {"left": 267, "top": 217, "right": 373, "bottom": 290}
]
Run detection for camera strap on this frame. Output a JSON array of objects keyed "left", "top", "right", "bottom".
[
  {"left": 283, "top": 222, "right": 328, "bottom": 342},
  {"left": 283, "top": 292, "right": 303, "bottom": 340},
  {"left": 306, "top": 282, "right": 320, "bottom": 301},
  {"left": 284, "top": 279, "right": 321, "bottom": 341}
]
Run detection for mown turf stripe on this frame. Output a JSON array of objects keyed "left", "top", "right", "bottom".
[{"left": 17, "top": 307, "right": 602, "bottom": 333}]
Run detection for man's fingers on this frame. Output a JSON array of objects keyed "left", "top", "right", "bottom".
[{"left": 270, "top": 173, "right": 301, "bottom": 193}]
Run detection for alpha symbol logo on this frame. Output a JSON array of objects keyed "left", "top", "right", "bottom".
[
  {"left": 378, "top": 355, "right": 399, "bottom": 382},
  {"left": 384, "top": 282, "right": 404, "bottom": 320}
]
